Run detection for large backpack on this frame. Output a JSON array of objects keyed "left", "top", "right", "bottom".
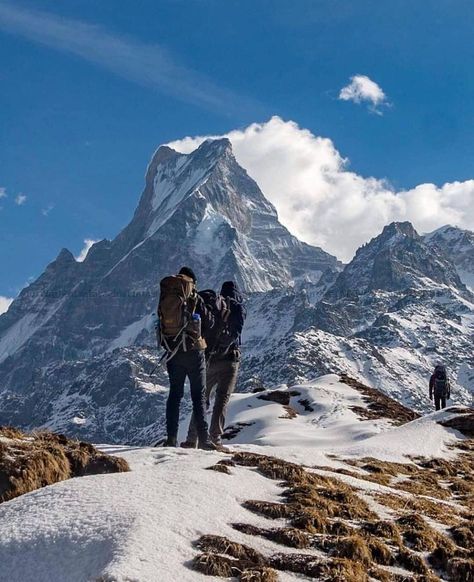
[
  {"left": 158, "top": 274, "right": 201, "bottom": 352},
  {"left": 198, "top": 290, "right": 230, "bottom": 352},
  {"left": 433, "top": 366, "right": 448, "bottom": 397},
  {"left": 199, "top": 289, "right": 245, "bottom": 354}
]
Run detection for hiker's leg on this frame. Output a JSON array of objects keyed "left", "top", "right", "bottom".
[
  {"left": 185, "top": 361, "right": 217, "bottom": 444},
  {"left": 188, "top": 350, "right": 209, "bottom": 443},
  {"left": 185, "top": 413, "right": 198, "bottom": 445},
  {"left": 441, "top": 397, "right": 447, "bottom": 409},
  {"left": 434, "top": 396, "right": 441, "bottom": 411},
  {"left": 166, "top": 353, "right": 186, "bottom": 441},
  {"left": 210, "top": 359, "right": 239, "bottom": 443}
]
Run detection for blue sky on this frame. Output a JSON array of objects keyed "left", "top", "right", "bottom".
[{"left": 1, "top": 0, "right": 474, "bottom": 301}]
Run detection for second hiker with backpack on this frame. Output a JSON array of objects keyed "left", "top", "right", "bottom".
[
  {"left": 429, "top": 364, "right": 451, "bottom": 411},
  {"left": 182, "top": 281, "right": 246, "bottom": 449},
  {"left": 157, "top": 267, "right": 217, "bottom": 450}
]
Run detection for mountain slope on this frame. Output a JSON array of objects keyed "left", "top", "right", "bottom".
[
  {"left": 241, "top": 222, "right": 474, "bottom": 413},
  {"left": 0, "top": 376, "right": 472, "bottom": 582}
]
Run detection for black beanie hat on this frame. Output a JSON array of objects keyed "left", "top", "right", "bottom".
[{"left": 179, "top": 266, "right": 197, "bottom": 283}]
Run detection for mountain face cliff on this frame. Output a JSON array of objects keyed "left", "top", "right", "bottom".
[
  {"left": 424, "top": 225, "right": 474, "bottom": 291},
  {"left": 0, "top": 139, "right": 473, "bottom": 444}
]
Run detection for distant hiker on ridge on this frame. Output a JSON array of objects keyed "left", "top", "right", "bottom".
[
  {"left": 157, "top": 267, "right": 216, "bottom": 450},
  {"left": 429, "top": 364, "right": 451, "bottom": 411},
  {"left": 182, "top": 280, "right": 246, "bottom": 449}
]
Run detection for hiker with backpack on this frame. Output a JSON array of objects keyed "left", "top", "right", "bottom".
[
  {"left": 181, "top": 281, "right": 246, "bottom": 449},
  {"left": 158, "top": 267, "right": 217, "bottom": 450},
  {"left": 429, "top": 364, "right": 451, "bottom": 411}
]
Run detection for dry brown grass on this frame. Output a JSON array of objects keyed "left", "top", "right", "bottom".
[
  {"left": 256, "top": 390, "right": 301, "bottom": 406},
  {"left": 447, "top": 557, "right": 474, "bottom": 582},
  {"left": 232, "top": 523, "right": 311, "bottom": 549},
  {"left": 270, "top": 553, "right": 368, "bottom": 581},
  {"left": 194, "top": 534, "right": 266, "bottom": 566},
  {"left": 330, "top": 535, "right": 372, "bottom": 565},
  {"left": 279, "top": 405, "right": 298, "bottom": 419},
  {"left": 367, "top": 538, "right": 395, "bottom": 566},
  {"left": 242, "top": 500, "right": 293, "bottom": 519},
  {"left": 450, "top": 524, "right": 474, "bottom": 549},
  {"left": 396, "top": 514, "right": 449, "bottom": 552},
  {"left": 339, "top": 374, "right": 420, "bottom": 425},
  {"left": 360, "top": 520, "right": 402, "bottom": 544},
  {"left": 397, "top": 547, "right": 430, "bottom": 575},
  {"left": 366, "top": 566, "right": 394, "bottom": 582},
  {"left": 439, "top": 410, "right": 474, "bottom": 438},
  {"left": 0, "top": 426, "right": 25, "bottom": 439},
  {"left": 240, "top": 567, "right": 278, "bottom": 582},
  {"left": 206, "top": 464, "right": 231, "bottom": 475},
  {"left": 427, "top": 536, "right": 458, "bottom": 572},
  {"left": 289, "top": 507, "right": 329, "bottom": 533},
  {"left": 375, "top": 492, "right": 465, "bottom": 526},
  {"left": 203, "top": 450, "right": 473, "bottom": 582},
  {"left": 193, "top": 552, "right": 241, "bottom": 577},
  {"left": 217, "top": 459, "right": 236, "bottom": 467},
  {"left": 0, "top": 427, "right": 129, "bottom": 503},
  {"left": 284, "top": 482, "right": 377, "bottom": 521},
  {"left": 233, "top": 451, "right": 306, "bottom": 482}
]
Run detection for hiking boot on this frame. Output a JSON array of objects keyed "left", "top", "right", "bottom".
[
  {"left": 180, "top": 440, "right": 197, "bottom": 449},
  {"left": 198, "top": 440, "right": 218, "bottom": 451},
  {"left": 163, "top": 436, "right": 177, "bottom": 447}
]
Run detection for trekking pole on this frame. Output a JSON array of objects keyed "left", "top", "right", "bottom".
[{"left": 148, "top": 350, "right": 169, "bottom": 377}]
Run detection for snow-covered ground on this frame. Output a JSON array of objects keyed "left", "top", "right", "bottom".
[{"left": 0, "top": 375, "right": 468, "bottom": 582}]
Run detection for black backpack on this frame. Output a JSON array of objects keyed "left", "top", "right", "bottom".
[
  {"left": 433, "top": 366, "right": 448, "bottom": 397},
  {"left": 198, "top": 289, "right": 245, "bottom": 353}
]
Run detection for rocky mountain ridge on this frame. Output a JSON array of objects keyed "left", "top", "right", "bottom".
[{"left": 0, "top": 139, "right": 473, "bottom": 444}]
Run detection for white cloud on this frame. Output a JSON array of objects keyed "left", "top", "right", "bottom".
[
  {"left": 168, "top": 117, "right": 474, "bottom": 262},
  {"left": 339, "top": 74, "right": 388, "bottom": 114},
  {"left": 0, "top": 3, "right": 256, "bottom": 116},
  {"left": 0, "top": 296, "right": 13, "bottom": 315},
  {"left": 0, "top": 187, "right": 6, "bottom": 199},
  {"left": 15, "top": 193, "right": 27, "bottom": 205},
  {"left": 41, "top": 204, "right": 54, "bottom": 216},
  {"left": 76, "top": 239, "right": 99, "bottom": 262}
]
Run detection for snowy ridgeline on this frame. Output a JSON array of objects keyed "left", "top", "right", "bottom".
[{"left": 0, "top": 375, "right": 470, "bottom": 582}]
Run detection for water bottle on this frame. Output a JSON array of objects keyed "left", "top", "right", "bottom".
[{"left": 191, "top": 312, "right": 201, "bottom": 339}]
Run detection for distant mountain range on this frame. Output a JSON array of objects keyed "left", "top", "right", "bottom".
[{"left": 0, "top": 139, "right": 473, "bottom": 444}]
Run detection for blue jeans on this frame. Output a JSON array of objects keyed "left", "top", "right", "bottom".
[{"left": 166, "top": 350, "right": 209, "bottom": 442}]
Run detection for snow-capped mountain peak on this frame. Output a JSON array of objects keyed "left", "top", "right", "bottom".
[
  {"left": 327, "top": 221, "right": 463, "bottom": 300},
  {"left": 424, "top": 224, "right": 474, "bottom": 291}
]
